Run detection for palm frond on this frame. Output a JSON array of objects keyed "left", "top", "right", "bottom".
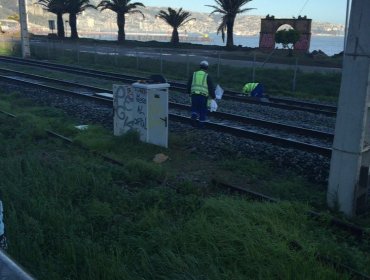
[
  {"left": 157, "top": 7, "right": 194, "bottom": 29},
  {"left": 128, "top": 9, "right": 145, "bottom": 19},
  {"left": 217, "top": 15, "right": 227, "bottom": 42},
  {"left": 65, "top": 0, "right": 96, "bottom": 14},
  {"left": 37, "top": 0, "right": 67, "bottom": 14},
  {"left": 97, "top": 0, "right": 144, "bottom": 13},
  {"left": 207, "top": 0, "right": 254, "bottom": 45},
  {"left": 238, "top": 8, "right": 255, "bottom": 13},
  {"left": 205, "top": 5, "right": 225, "bottom": 15},
  {"left": 178, "top": 17, "right": 195, "bottom": 28}
]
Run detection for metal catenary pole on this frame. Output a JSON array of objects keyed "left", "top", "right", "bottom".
[
  {"left": 217, "top": 52, "right": 221, "bottom": 78},
  {"left": 252, "top": 53, "right": 256, "bottom": 82},
  {"left": 18, "top": 0, "right": 30, "bottom": 58},
  {"left": 160, "top": 48, "right": 163, "bottom": 74},
  {"left": 186, "top": 51, "right": 190, "bottom": 76},
  {"left": 327, "top": 0, "right": 370, "bottom": 217},
  {"left": 343, "top": 0, "right": 352, "bottom": 52},
  {"left": 292, "top": 58, "right": 298, "bottom": 93},
  {"left": 136, "top": 48, "right": 139, "bottom": 70}
]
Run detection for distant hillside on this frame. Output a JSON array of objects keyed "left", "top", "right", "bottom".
[{"left": 1, "top": 0, "right": 344, "bottom": 36}]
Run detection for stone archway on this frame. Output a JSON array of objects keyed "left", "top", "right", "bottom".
[{"left": 259, "top": 16, "right": 312, "bottom": 52}]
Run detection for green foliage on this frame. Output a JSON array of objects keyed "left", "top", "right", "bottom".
[
  {"left": 157, "top": 8, "right": 195, "bottom": 44},
  {"left": 64, "top": 0, "right": 96, "bottom": 39},
  {"left": 36, "top": 0, "right": 66, "bottom": 14},
  {"left": 0, "top": 93, "right": 369, "bottom": 279},
  {"left": 65, "top": 0, "right": 95, "bottom": 14},
  {"left": 124, "top": 159, "right": 165, "bottom": 186},
  {"left": 206, "top": 0, "right": 254, "bottom": 47},
  {"left": 74, "top": 125, "right": 116, "bottom": 150},
  {"left": 97, "top": 0, "right": 145, "bottom": 42},
  {"left": 275, "top": 29, "right": 301, "bottom": 49},
  {"left": 219, "top": 158, "right": 326, "bottom": 207},
  {"left": 0, "top": 41, "right": 21, "bottom": 56},
  {"left": 36, "top": 0, "right": 67, "bottom": 37}
]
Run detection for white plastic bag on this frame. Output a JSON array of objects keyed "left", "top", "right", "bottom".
[
  {"left": 215, "top": 85, "right": 224, "bottom": 100},
  {"left": 209, "top": 99, "right": 218, "bottom": 112}
]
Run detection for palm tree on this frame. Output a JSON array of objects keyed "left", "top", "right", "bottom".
[
  {"left": 157, "top": 8, "right": 195, "bottom": 44},
  {"left": 97, "top": 0, "right": 145, "bottom": 43},
  {"left": 206, "top": 0, "right": 254, "bottom": 48},
  {"left": 37, "top": 0, "right": 67, "bottom": 38},
  {"left": 65, "top": 0, "right": 96, "bottom": 39}
]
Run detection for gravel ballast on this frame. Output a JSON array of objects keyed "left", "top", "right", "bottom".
[{"left": 1, "top": 81, "right": 330, "bottom": 183}]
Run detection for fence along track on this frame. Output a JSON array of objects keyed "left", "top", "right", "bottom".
[{"left": 0, "top": 55, "right": 337, "bottom": 116}]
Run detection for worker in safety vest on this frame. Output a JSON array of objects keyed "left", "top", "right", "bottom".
[
  {"left": 242, "top": 82, "right": 264, "bottom": 98},
  {"left": 187, "top": 60, "right": 216, "bottom": 128}
]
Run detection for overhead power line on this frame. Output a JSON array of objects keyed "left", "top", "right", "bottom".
[{"left": 298, "top": 0, "right": 311, "bottom": 15}]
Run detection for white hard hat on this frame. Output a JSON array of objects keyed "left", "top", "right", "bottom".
[{"left": 200, "top": 60, "right": 209, "bottom": 67}]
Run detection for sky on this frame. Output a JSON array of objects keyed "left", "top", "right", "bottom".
[{"left": 142, "top": 0, "right": 349, "bottom": 24}]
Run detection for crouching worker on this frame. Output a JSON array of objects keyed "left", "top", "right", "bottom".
[
  {"left": 187, "top": 60, "right": 216, "bottom": 128},
  {"left": 242, "top": 82, "right": 265, "bottom": 98}
]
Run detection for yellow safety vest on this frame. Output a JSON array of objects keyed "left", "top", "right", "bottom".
[
  {"left": 243, "top": 83, "right": 259, "bottom": 94},
  {"left": 191, "top": 70, "right": 209, "bottom": 96}
]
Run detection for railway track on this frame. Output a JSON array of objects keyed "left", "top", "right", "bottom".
[
  {"left": 0, "top": 69, "right": 332, "bottom": 156},
  {"left": 0, "top": 68, "right": 333, "bottom": 137},
  {"left": 0, "top": 55, "right": 337, "bottom": 116}
]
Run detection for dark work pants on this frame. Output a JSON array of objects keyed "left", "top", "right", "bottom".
[
  {"left": 191, "top": 94, "right": 208, "bottom": 123},
  {"left": 251, "top": 83, "right": 264, "bottom": 98}
]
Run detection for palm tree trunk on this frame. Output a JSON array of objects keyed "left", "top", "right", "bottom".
[
  {"left": 56, "top": 12, "right": 65, "bottom": 38},
  {"left": 69, "top": 13, "right": 78, "bottom": 39},
  {"left": 117, "top": 13, "right": 125, "bottom": 43},
  {"left": 171, "top": 28, "right": 179, "bottom": 44},
  {"left": 226, "top": 16, "right": 235, "bottom": 48}
]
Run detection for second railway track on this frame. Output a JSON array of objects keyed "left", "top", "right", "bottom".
[
  {"left": 0, "top": 68, "right": 332, "bottom": 156},
  {"left": 0, "top": 55, "right": 338, "bottom": 116}
]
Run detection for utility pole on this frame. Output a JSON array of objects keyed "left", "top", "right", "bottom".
[
  {"left": 18, "top": 0, "right": 30, "bottom": 58},
  {"left": 343, "top": 0, "right": 351, "bottom": 52},
  {"left": 327, "top": 0, "right": 370, "bottom": 217}
]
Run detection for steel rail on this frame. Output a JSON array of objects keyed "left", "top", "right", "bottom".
[
  {"left": 0, "top": 74, "right": 110, "bottom": 102},
  {"left": 169, "top": 114, "right": 331, "bottom": 157},
  {"left": 0, "top": 73, "right": 332, "bottom": 156},
  {"left": 0, "top": 68, "right": 334, "bottom": 141},
  {"left": 171, "top": 102, "right": 333, "bottom": 141},
  {"left": 0, "top": 55, "right": 337, "bottom": 116}
]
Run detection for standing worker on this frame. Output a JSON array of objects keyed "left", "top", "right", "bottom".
[
  {"left": 242, "top": 82, "right": 264, "bottom": 98},
  {"left": 187, "top": 60, "right": 216, "bottom": 128}
]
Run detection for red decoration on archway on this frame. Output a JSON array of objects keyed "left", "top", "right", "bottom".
[{"left": 259, "top": 16, "right": 312, "bottom": 52}]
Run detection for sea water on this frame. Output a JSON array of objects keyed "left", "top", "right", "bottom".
[
  {"left": 82, "top": 33, "right": 344, "bottom": 56},
  {"left": 207, "top": 34, "right": 344, "bottom": 56}
]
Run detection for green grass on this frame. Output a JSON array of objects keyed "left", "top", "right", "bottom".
[
  {"left": 0, "top": 89, "right": 369, "bottom": 279},
  {"left": 219, "top": 158, "right": 326, "bottom": 208},
  {"left": 0, "top": 38, "right": 21, "bottom": 56}
]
